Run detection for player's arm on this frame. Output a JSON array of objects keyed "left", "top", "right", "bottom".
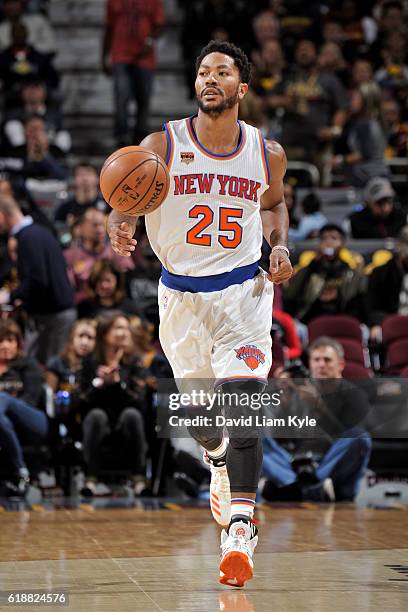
[
  {"left": 106, "top": 131, "right": 168, "bottom": 257},
  {"left": 260, "top": 140, "right": 292, "bottom": 284}
]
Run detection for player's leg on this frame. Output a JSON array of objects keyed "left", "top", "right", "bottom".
[
  {"left": 218, "top": 380, "right": 264, "bottom": 587},
  {"left": 212, "top": 270, "right": 274, "bottom": 587},
  {"left": 157, "top": 282, "right": 230, "bottom": 524}
]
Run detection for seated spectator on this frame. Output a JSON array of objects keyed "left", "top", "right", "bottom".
[
  {"left": 0, "top": 21, "right": 58, "bottom": 108},
  {"left": 375, "top": 32, "right": 408, "bottom": 113},
  {"left": 64, "top": 207, "right": 134, "bottom": 303},
  {"left": 0, "top": 194, "right": 76, "bottom": 364},
  {"left": 272, "top": 309, "right": 302, "bottom": 361},
  {"left": 251, "top": 10, "right": 280, "bottom": 57},
  {"left": 0, "top": 174, "right": 56, "bottom": 233},
  {"left": 318, "top": 42, "right": 349, "bottom": 87},
  {"left": 331, "top": 83, "right": 389, "bottom": 187},
  {"left": 288, "top": 192, "right": 328, "bottom": 241},
  {"left": 366, "top": 225, "right": 408, "bottom": 339},
  {"left": 2, "top": 79, "right": 69, "bottom": 155},
  {"left": 262, "top": 336, "right": 372, "bottom": 502},
  {"left": 276, "top": 39, "right": 348, "bottom": 168},
  {"left": 370, "top": 1, "right": 406, "bottom": 67},
  {"left": 45, "top": 319, "right": 97, "bottom": 394},
  {"left": 127, "top": 232, "right": 161, "bottom": 325},
  {"left": 283, "top": 224, "right": 367, "bottom": 324},
  {"left": 78, "top": 312, "right": 147, "bottom": 496},
  {"left": 349, "top": 177, "right": 406, "bottom": 238},
  {"left": 251, "top": 38, "right": 285, "bottom": 129},
  {"left": 54, "top": 163, "right": 108, "bottom": 226},
  {"left": 0, "top": 319, "right": 47, "bottom": 496},
  {"left": 382, "top": 98, "right": 408, "bottom": 158},
  {"left": 0, "top": 0, "right": 56, "bottom": 55},
  {"left": 284, "top": 181, "right": 298, "bottom": 229},
  {"left": 350, "top": 58, "right": 375, "bottom": 88},
  {"left": 10, "top": 114, "right": 68, "bottom": 180},
  {"left": 77, "top": 259, "right": 138, "bottom": 319},
  {"left": 328, "top": 0, "right": 376, "bottom": 57},
  {"left": 130, "top": 316, "right": 172, "bottom": 379}
]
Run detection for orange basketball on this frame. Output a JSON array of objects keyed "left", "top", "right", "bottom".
[{"left": 99, "top": 146, "right": 170, "bottom": 216}]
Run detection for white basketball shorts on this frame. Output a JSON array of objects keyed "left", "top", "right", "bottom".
[{"left": 158, "top": 269, "right": 274, "bottom": 388}]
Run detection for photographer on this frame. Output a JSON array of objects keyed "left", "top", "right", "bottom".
[{"left": 262, "top": 336, "right": 372, "bottom": 502}]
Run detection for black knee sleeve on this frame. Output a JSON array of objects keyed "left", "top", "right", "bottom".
[
  {"left": 220, "top": 380, "right": 265, "bottom": 492},
  {"left": 183, "top": 403, "right": 223, "bottom": 452}
]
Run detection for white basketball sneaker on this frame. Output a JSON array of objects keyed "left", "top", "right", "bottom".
[
  {"left": 203, "top": 450, "right": 231, "bottom": 526},
  {"left": 219, "top": 519, "right": 258, "bottom": 587}
]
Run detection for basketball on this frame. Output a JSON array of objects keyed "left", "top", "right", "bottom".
[{"left": 99, "top": 146, "right": 170, "bottom": 216}]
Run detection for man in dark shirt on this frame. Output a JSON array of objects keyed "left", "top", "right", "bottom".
[
  {"left": 276, "top": 39, "right": 348, "bottom": 166},
  {"left": 262, "top": 337, "right": 372, "bottom": 502},
  {"left": 0, "top": 194, "right": 76, "bottom": 364},
  {"left": 54, "top": 163, "right": 107, "bottom": 226},
  {"left": 349, "top": 177, "right": 406, "bottom": 239}
]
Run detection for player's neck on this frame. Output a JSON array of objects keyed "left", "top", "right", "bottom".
[{"left": 194, "top": 109, "right": 241, "bottom": 155}]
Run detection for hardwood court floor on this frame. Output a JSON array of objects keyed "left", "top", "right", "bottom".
[{"left": 0, "top": 502, "right": 407, "bottom": 611}]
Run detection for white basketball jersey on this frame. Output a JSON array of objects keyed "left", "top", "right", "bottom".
[{"left": 145, "top": 116, "right": 270, "bottom": 276}]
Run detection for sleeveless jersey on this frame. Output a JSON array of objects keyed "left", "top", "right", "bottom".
[{"left": 145, "top": 116, "right": 270, "bottom": 277}]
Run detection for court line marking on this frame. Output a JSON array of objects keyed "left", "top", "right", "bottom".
[{"left": 75, "top": 519, "right": 165, "bottom": 611}]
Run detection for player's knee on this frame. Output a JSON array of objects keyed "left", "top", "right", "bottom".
[
  {"left": 229, "top": 436, "right": 260, "bottom": 450},
  {"left": 220, "top": 380, "right": 265, "bottom": 441}
]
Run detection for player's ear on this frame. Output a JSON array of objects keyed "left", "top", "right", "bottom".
[{"left": 238, "top": 83, "right": 249, "bottom": 100}]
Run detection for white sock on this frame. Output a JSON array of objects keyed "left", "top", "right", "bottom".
[
  {"left": 207, "top": 438, "right": 227, "bottom": 459},
  {"left": 230, "top": 497, "right": 255, "bottom": 521}
]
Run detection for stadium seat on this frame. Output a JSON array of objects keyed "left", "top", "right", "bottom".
[
  {"left": 382, "top": 315, "right": 408, "bottom": 347},
  {"left": 343, "top": 362, "right": 372, "bottom": 379},
  {"left": 385, "top": 338, "right": 408, "bottom": 375},
  {"left": 308, "top": 315, "right": 364, "bottom": 344},
  {"left": 339, "top": 338, "right": 370, "bottom": 368}
]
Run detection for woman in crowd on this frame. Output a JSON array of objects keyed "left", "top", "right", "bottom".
[
  {"left": 332, "top": 82, "right": 390, "bottom": 186},
  {"left": 78, "top": 312, "right": 147, "bottom": 496},
  {"left": 77, "top": 258, "right": 138, "bottom": 319},
  {"left": 0, "top": 319, "right": 45, "bottom": 496},
  {"left": 45, "top": 318, "right": 96, "bottom": 392}
]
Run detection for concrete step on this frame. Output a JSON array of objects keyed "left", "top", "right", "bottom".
[{"left": 60, "top": 72, "right": 195, "bottom": 117}]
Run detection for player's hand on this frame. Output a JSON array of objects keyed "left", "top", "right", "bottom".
[
  {"left": 107, "top": 215, "right": 137, "bottom": 257},
  {"left": 268, "top": 249, "right": 293, "bottom": 284}
]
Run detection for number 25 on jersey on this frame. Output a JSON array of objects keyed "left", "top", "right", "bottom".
[{"left": 186, "top": 205, "right": 243, "bottom": 249}]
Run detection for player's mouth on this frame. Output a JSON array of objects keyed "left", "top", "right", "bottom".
[{"left": 202, "top": 88, "right": 222, "bottom": 98}]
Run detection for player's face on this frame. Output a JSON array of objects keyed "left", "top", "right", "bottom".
[
  {"left": 309, "top": 346, "right": 344, "bottom": 379},
  {"left": 195, "top": 52, "right": 247, "bottom": 116}
]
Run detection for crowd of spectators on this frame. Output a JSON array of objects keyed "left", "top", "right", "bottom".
[
  {"left": 180, "top": 0, "right": 408, "bottom": 183},
  {"left": 0, "top": 1, "right": 407, "bottom": 502}
]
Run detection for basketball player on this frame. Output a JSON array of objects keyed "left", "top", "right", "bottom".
[{"left": 107, "top": 40, "right": 292, "bottom": 587}]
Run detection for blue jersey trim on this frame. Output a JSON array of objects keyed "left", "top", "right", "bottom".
[
  {"left": 260, "top": 133, "right": 271, "bottom": 184},
  {"left": 188, "top": 115, "right": 243, "bottom": 158},
  {"left": 163, "top": 122, "right": 172, "bottom": 166},
  {"left": 161, "top": 261, "right": 259, "bottom": 293}
]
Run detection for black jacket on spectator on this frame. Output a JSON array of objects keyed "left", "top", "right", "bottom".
[
  {"left": 10, "top": 222, "right": 74, "bottom": 314},
  {"left": 77, "top": 297, "right": 139, "bottom": 320},
  {"left": 349, "top": 206, "right": 406, "bottom": 239},
  {"left": 12, "top": 144, "right": 68, "bottom": 180},
  {"left": 0, "top": 44, "right": 59, "bottom": 93},
  {"left": 366, "top": 256, "right": 406, "bottom": 325},
  {"left": 78, "top": 355, "right": 145, "bottom": 425},
  {"left": 54, "top": 194, "right": 108, "bottom": 223},
  {"left": 0, "top": 355, "right": 43, "bottom": 406}
]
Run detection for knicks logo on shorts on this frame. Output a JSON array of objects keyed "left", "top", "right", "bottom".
[{"left": 235, "top": 345, "right": 265, "bottom": 371}]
